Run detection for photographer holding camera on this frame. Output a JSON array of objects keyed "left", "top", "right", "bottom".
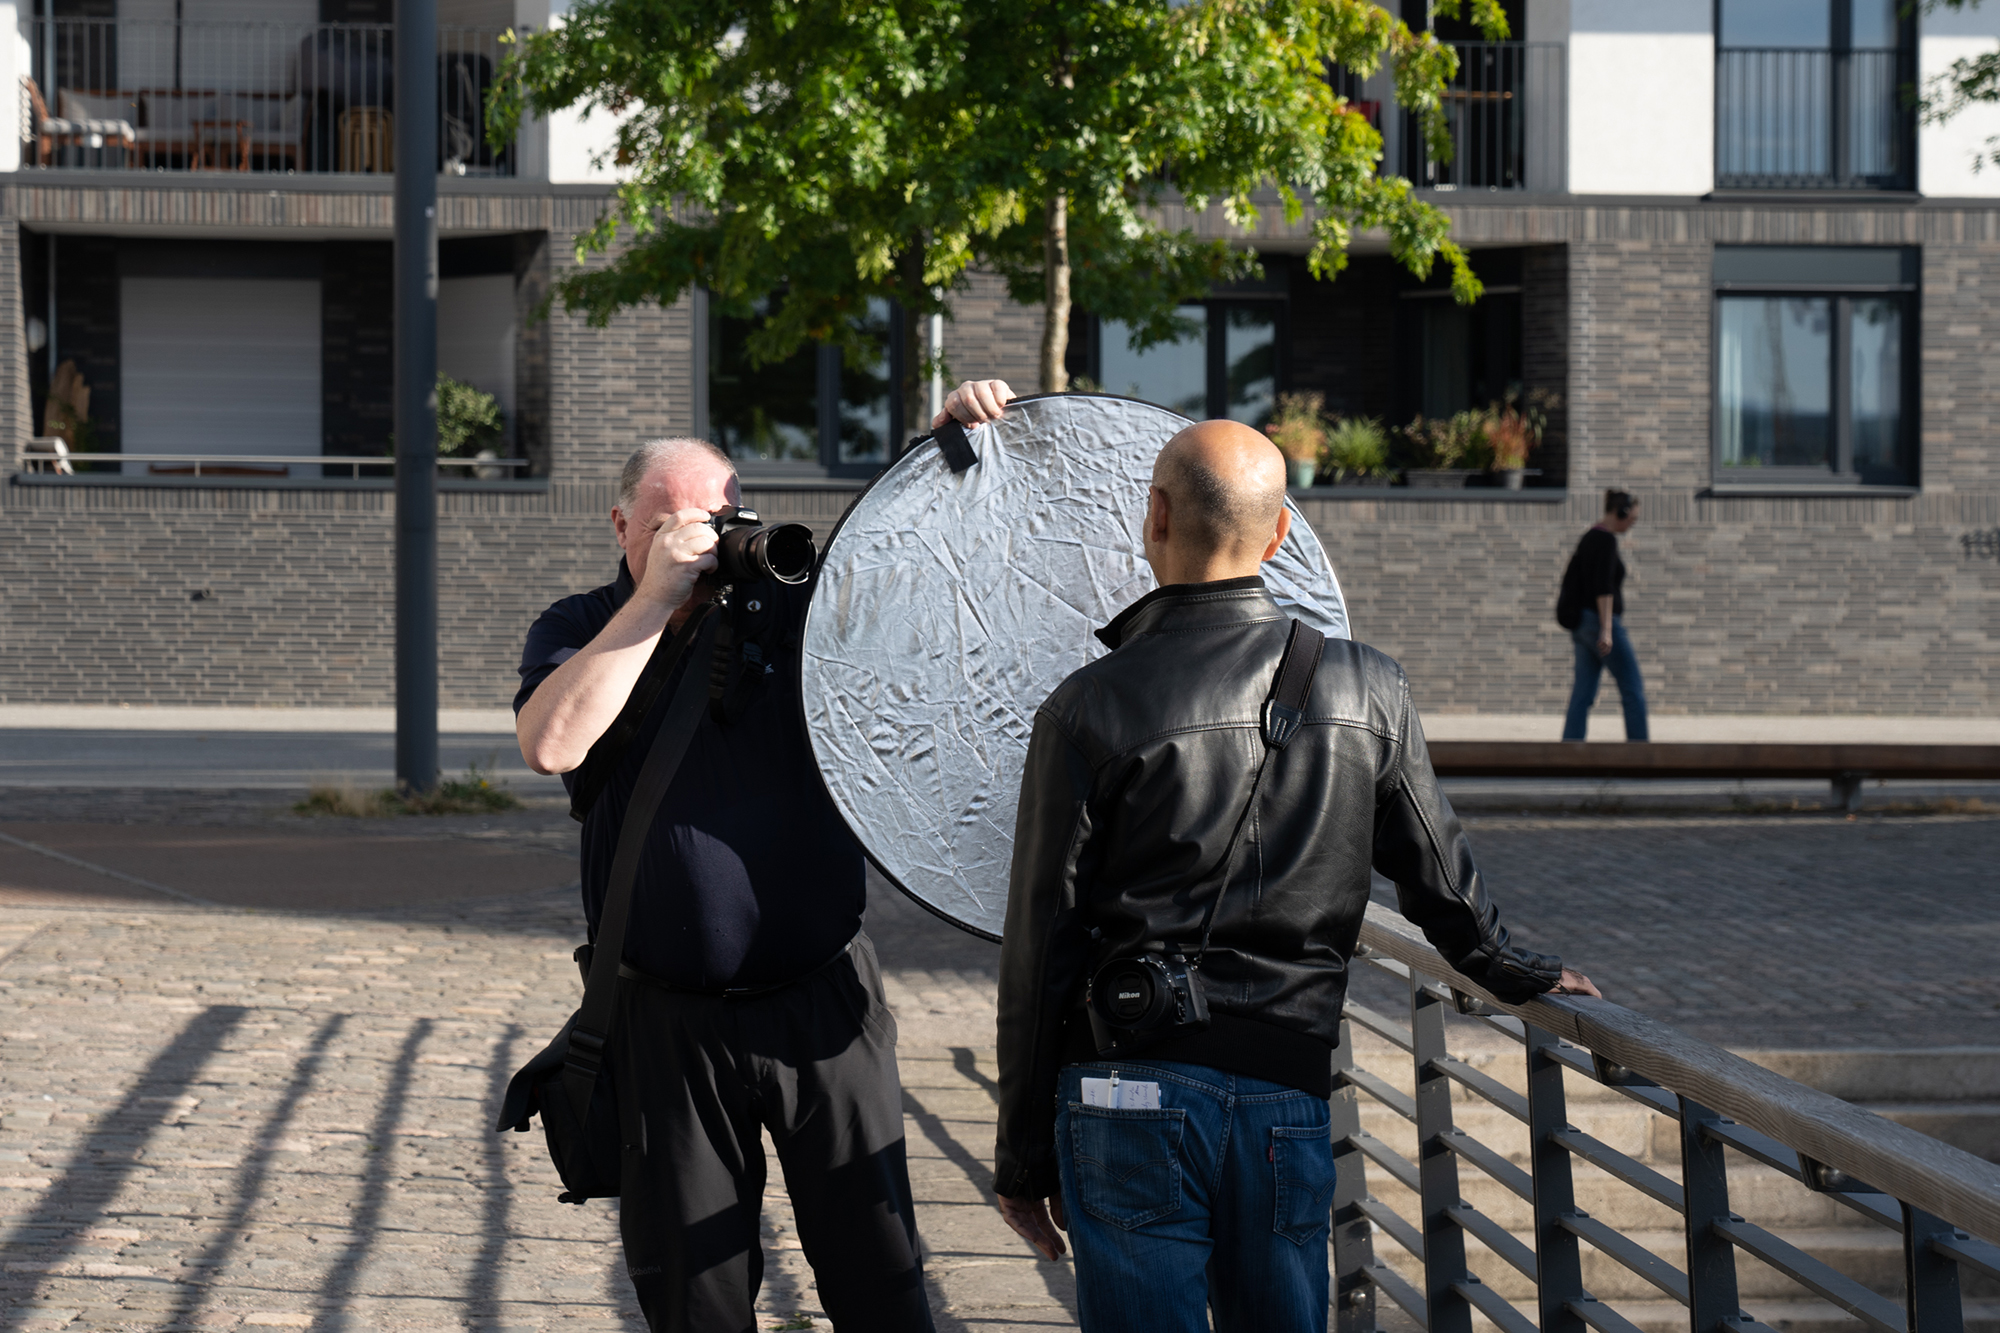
[
  {"left": 514, "top": 433, "right": 949, "bottom": 1333},
  {"left": 986, "top": 413, "right": 1601, "bottom": 1333}
]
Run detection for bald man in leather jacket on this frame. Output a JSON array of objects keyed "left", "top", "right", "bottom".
[{"left": 981, "top": 411, "right": 1600, "bottom": 1333}]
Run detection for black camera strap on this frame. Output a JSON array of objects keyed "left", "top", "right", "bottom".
[
  {"left": 1190, "top": 618, "right": 1324, "bottom": 968},
  {"left": 559, "top": 600, "right": 722, "bottom": 1124}
]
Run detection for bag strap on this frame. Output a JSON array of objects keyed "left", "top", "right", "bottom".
[
  {"left": 560, "top": 601, "right": 722, "bottom": 1115},
  {"left": 1191, "top": 618, "right": 1324, "bottom": 967},
  {"left": 567, "top": 606, "right": 695, "bottom": 822}
]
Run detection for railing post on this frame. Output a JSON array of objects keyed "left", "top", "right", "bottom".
[
  {"left": 1903, "top": 1204, "right": 1964, "bottom": 1333},
  {"left": 1330, "top": 1014, "right": 1377, "bottom": 1333},
  {"left": 1526, "top": 1025, "right": 1586, "bottom": 1333},
  {"left": 1679, "top": 1098, "right": 1742, "bottom": 1333},
  {"left": 1412, "top": 976, "right": 1473, "bottom": 1333}
]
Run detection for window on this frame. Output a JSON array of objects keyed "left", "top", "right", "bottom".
[
  {"left": 1712, "top": 246, "right": 1916, "bottom": 487},
  {"left": 1715, "top": 0, "right": 1914, "bottom": 189},
  {"left": 1078, "top": 301, "right": 1282, "bottom": 425},
  {"left": 703, "top": 293, "right": 896, "bottom": 476}
]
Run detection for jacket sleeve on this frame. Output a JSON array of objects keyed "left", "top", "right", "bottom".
[
  {"left": 1371, "top": 677, "right": 1562, "bottom": 1004},
  {"left": 994, "top": 709, "right": 1098, "bottom": 1199}
]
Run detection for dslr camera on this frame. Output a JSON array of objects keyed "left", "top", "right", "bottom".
[
  {"left": 707, "top": 507, "right": 817, "bottom": 586},
  {"left": 1086, "top": 948, "right": 1210, "bottom": 1055}
]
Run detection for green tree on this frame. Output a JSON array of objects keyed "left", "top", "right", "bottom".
[
  {"left": 492, "top": 0, "right": 1500, "bottom": 426},
  {"left": 1920, "top": 0, "right": 2000, "bottom": 170}
]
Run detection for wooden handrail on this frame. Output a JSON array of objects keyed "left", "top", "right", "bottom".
[{"left": 1429, "top": 740, "right": 2000, "bottom": 781}]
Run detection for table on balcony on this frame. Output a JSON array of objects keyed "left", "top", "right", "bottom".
[{"left": 191, "top": 119, "right": 250, "bottom": 172}]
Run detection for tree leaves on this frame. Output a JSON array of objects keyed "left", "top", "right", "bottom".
[{"left": 489, "top": 0, "right": 1494, "bottom": 380}]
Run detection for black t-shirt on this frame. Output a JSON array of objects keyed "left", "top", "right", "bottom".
[
  {"left": 514, "top": 561, "right": 864, "bottom": 990},
  {"left": 1556, "top": 526, "right": 1626, "bottom": 629}
]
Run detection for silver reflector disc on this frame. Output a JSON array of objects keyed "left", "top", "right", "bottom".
[{"left": 800, "top": 393, "right": 1349, "bottom": 941}]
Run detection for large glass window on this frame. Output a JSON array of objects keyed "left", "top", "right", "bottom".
[
  {"left": 709, "top": 295, "right": 819, "bottom": 462},
  {"left": 1715, "top": 0, "right": 1912, "bottom": 189},
  {"left": 1713, "top": 246, "right": 1915, "bottom": 486},
  {"left": 706, "top": 293, "right": 896, "bottom": 475},
  {"left": 1092, "top": 302, "right": 1281, "bottom": 425}
]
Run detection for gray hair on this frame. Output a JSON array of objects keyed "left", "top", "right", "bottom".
[{"left": 617, "top": 437, "right": 736, "bottom": 510}]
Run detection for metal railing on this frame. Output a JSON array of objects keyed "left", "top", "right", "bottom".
[
  {"left": 1404, "top": 42, "right": 1567, "bottom": 193},
  {"left": 18, "top": 440, "right": 527, "bottom": 480},
  {"left": 1716, "top": 48, "right": 1911, "bottom": 189},
  {"left": 1335, "top": 902, "right": 2000, "bottom": 1333},
  {"left": 20, "top": 18, "right": 515, "bottom": 176}
]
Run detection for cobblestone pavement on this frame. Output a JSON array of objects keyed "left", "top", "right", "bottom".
[{"left": 0, "top": 792, "right": 1995, "bottom": 1329}]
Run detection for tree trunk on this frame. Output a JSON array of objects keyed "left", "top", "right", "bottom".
[
  {"left": 899, "top": 244, "right": 930, "bottom": 451},
  {"left": 1040, "top": 189, "right": 1070, "bottom": 393}
]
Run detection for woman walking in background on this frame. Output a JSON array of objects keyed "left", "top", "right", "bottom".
[{"left": 1556, "top": 490, "right": 1649, "bottom": 741}]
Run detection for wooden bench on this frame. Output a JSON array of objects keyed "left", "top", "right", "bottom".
[{"left": 1426, "top": 741, "right": 2000, "bottom": 811}]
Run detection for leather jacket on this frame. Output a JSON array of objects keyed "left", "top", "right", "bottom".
[{"left": 993, "top": 577, "right": 1562, "bottom": 1199}]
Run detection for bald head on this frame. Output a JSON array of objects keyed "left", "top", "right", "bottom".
[{"left": 1151, "top": 419, "right": 1289, "bottom": 557}]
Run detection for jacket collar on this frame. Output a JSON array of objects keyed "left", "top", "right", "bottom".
[{"left": 1094, "top": 575, "right": 1274, "bottom": 650}]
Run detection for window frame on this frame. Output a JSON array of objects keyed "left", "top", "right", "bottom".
[
  {"left": 1709, "top": 245, "right": 1919, "bottom": 491},
  {"left": 1712, "top": 0, "right": 1918, "bottom": 192},
  {"left": 1073, "top": 296, "right": 1289, "bottom": 424},
  {"left": 693, "top": 287, "right": 904, "bottom": 483}
]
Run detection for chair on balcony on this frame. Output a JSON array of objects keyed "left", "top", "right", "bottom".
[{"left": 23, "top": 79, "right": 136, "bottom": 167}]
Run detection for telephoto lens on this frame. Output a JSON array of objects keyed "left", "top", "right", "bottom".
[{"left": 709, "top": 508, "right": 817, "bottom": 586}]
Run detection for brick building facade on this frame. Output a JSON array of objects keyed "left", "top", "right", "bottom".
[{"left": 3, "top": 1, "right": 1999, "bottom": 722}]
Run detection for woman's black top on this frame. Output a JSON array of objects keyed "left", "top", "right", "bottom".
[{"left": 1556, "top": 526, "right": 1625, "bottom": 629}]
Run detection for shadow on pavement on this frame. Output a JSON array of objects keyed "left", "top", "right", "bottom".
[{"left": 0, "top": 1004, "right": 249, "bottom": 1333}]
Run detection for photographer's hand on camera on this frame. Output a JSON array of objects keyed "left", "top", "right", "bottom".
[{"left": 634, "top": 507, "right": 719, "bottom": 625}]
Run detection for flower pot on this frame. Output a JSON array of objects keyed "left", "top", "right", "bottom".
[
  {"left": 1493, "top": 467, "right": 1526, "bottom": 491},
  {"left": 1286, "top": 458, "right": 1317, "bottom": 488},
  {"left": 1403, "top": 468, "right": 1476, "bottom": 489}
]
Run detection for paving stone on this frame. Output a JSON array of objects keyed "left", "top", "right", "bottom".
[{"left": 1, "top": 795, "right": 1994, "bottom": 1330}]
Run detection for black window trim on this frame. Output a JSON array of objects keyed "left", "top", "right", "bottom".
[
  {"left": 695, "top": 286, "right": 905, "bottom": 483},
  {"left": 1076, "top": 295, "right": 1290, "bottom": 424},
  {"left": 1708, "top": 245, "right": 1920, "bottom": 491},
  {"left": 1711, "top": 0, "right": 1919, "bottom": 192}
]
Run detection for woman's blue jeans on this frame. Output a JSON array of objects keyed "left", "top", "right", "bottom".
[
  {"left": 1563, "top": 609, "right": 1649, "bottom": 741},
  {"left": 1053, "top": 1060, "right": 1336, "bottom": 1333}
]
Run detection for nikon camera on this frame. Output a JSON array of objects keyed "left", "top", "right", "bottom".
[{"left": 1085, "top": 949, "right": 1210, "bottom": 1055}]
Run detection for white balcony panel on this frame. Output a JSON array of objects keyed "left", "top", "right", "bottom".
[
  {"left": 120, "top": 277, "right": 321, "bottom": 480},
  {"left": 1568, "top": 0, "right": 1714, "bottom": 195},
  {"left": 1919, "top": 9, "right": 2000, "bottom": 198},
  {"left": 438, "top": 273, "right": 517, "bottom": 446}
]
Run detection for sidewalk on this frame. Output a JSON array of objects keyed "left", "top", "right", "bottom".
[{"left": 2, "top": 790, "right": 1997, "bottom": 1327}]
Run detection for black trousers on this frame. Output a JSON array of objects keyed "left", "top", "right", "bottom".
[{"left": 612, "top": 932, "right": 934, "bottom": 1333}]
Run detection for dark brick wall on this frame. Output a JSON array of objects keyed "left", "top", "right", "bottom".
[
  {"left": 3, "top": 192, "right": 1997, "bottom": 716},
  {"left": 321, "top": 242, "right": 395, "bottom": 461},
  {"left": 1285, "top": 255, "right": 1399, "bottom": 423},
  {"left": 1520, "top": 244, "right": 1568, "bottom": 482}
]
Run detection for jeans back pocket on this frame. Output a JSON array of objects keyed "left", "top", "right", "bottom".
[
  {"left": 1068, "top": 1104, "right": 1187, "bottom": 1230},
  {"left": 1271, "top": 1122, "right": 1336, "bottom": 1245}
]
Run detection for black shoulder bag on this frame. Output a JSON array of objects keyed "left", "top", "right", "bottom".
[{"left": 495, "top": 601, "right": 721, "bottom": 1203}]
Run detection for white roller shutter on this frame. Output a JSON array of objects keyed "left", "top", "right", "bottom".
[{"left": 120, "top": 276, "right": 321, "bottom": 478}]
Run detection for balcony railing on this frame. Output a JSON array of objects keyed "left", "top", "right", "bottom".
[
  {"left": 1404, "top": 41, "right": 1567, "bottom": 193},
  {"left": 1333, "top": 903, "right": 2000, "bottom": 1333},
  {"left": 1717, "top": 48, "right": 1912, "bottom": 190},
  {"left": 20, "top": 18, "right": 515, "bottom": 176}
]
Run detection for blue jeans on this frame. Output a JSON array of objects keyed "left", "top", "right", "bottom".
[
  {"left": 1054, "top": 1060, "right": 1336, "bottom": 1333},
  {"left": 1563, "top": 609, "right": 1649, "bottom": 741}
]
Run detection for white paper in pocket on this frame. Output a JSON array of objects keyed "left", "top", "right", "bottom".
[{"left": 1080, "top": 1076, "right": 1161, "bottom": 1109}]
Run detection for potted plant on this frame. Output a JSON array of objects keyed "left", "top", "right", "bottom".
[
  {"left": 1324, "top": 415, "right": 1389, "bottom": 485},
  {"left": 1483, "top": 389, "right": 1552, "bottom": 490},
  {"left": 1266, "top": 391, "right": 1328, "bottom": 489},
  {"left": 1398, "top": 410, "right": 1487, "bottom": 488},
  {"left": 437, "top": 372, "right": 507, "bottom": 478}
]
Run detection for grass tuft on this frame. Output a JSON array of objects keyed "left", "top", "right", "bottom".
[{"left": 295, "top": 760, "right": 523, "bottom": 818}]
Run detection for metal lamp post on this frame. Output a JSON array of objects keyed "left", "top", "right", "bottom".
[{"left": 394, "top": 0, "right": 439, "bottom": 793}]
